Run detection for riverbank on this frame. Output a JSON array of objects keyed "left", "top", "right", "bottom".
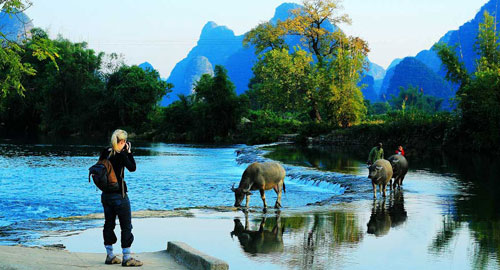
[
  {"left": 0, "top": 245, "right": 188, "bottom": 270},
  {"left": 296, "top": 113, "right": 457, "bottom": 156}
]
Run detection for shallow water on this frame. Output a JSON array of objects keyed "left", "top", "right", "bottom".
[
  {"left": 1, "top": 141, "right": 500, "bottom": 269},
  {"left": 0, "top": 142, "right": 349, "bottom": 243}
]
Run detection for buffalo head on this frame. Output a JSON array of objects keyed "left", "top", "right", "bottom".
[
  {"left": 368, "top": 165, "right": 383, "bottom": 180},
  {"left": 231, "top": 183, "right": 252, "bottom": 207}
]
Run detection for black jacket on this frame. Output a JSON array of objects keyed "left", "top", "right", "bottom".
[{"left": 99, "top": 148, "right": 136, "bottom": 194}]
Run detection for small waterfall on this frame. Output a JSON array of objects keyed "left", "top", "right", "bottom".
[{"left": 235, "top": 144, "right": 369, "bottom": 196}]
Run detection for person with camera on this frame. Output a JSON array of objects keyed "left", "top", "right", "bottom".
[{"left": 98, "top": 129, "right": 142, "bottom": 267}]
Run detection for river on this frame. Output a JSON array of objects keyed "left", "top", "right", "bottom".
[{"left": 0, "top": 140, "right": 499, "bottom": 269}]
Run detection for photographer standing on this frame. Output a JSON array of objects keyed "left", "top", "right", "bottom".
[{"left": 98, "top": 129, "right": 142, "bottom": 267}]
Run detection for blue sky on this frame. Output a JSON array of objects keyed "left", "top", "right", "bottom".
[{"left": 26, "top": 0, "right": 488, "bottom": 78}]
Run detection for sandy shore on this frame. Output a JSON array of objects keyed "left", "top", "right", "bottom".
[{"left": 0, "top": 245, "right": 188, "bottom": 270}]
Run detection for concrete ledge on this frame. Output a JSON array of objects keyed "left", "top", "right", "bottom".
[{"left": 167, "top": 241, "right": 229, "bottom": 270}]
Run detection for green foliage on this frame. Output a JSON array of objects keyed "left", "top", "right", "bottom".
[
  {"left": 434, "top": 43, "right": 470, "bottom": 85},
  {"left": 242, "top": 22, "right": 288, "bottom": 54},
  {"left": 158, "top": 94, "right": 195, "bottom": 141},
  {"left": 101, "top": 65, "right": 171, "bottom": 132},
  {"left": 245, "top": 0, "right": 368, "bottom": 126},
  {"left": 1, "top": 0, "right": 29, "bottom": 14},
  {"left": 33, "top": 37, "right": 104, "bottom": 135},
  {"left": 435, "top": 11, "right": 500, "bottom": 150},
  {"left": 298, "top": 121, "right": 334, "bottom": 138},
  {"left": 192, "top": 65, "right": 248, "bottom": 141},
  {"left": 238, "top": 110, "right": 303, "bottom": 144},
  {"left": 314, "top": 110, "right": 458, "bottom": 154},
  {"left": 389, "top": 85, "right": 443, "bottom": 113},
  {"left": 158, "top": 65, "right": 247, "bottom": 142},
  {"left": 0, "top": 29, "right": 170, "bottom": 137},
  {"left": 0, "top": 32, "right": 36, "bottom": 96},
  {"left": 366, "top": 101, "right": 390, "bottom": 116},
  {"left": 383, "top": 57, "right": 452, "bottom": 109},
  {"left": 0, "top": 2, "right": 59, "bottom": 97},
  {"left": 250, "top": 48, "right": 313, "bottom": 113}
]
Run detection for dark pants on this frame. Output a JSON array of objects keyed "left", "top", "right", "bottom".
[{"left": 101, "top": 193, "right": 134, "bottom": 248}]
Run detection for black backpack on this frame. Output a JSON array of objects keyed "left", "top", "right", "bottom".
[{"left": 88, "top": 158, "right": 120, "bottom": 192}]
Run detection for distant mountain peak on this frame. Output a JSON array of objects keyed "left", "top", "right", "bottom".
[
  {"left": 0, "top": 9, "right": 33, "bottom": 42},
  {"left": 165, "top": 2, "right": 371, "bottom": 106},
  {"left": 271, "top": 3, "right": 301, "bottom": 23},
  {"left": 199, "top": 21, "right": 236, "bottom": 43},
  {"left": 138, "top": 61, "right": 154, "bottom": 71}
]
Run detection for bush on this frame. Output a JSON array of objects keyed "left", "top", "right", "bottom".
[{"left": 237, "top": 110, "right": 303, "bottom": 144}]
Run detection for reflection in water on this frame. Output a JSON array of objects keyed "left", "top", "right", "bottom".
[
  {"left": 285, "top": 212, "right": 363, "bottom": 270},
  {"left": 429, "top": 153, "right": 500, "bottom": 269},
  {"left": 388, "top": 191, "right": 408, "bottom": 228},
  {"left": 230, "top": 211, "right": 363, "bottom": 270},
  {"left": 231, "top": 213, "right": 284, "bottom": 255},
  {"left": 367, "top": 191, "right": 408, "bottom": 237},
  {"left": 263, "top": 145, "right": 366, "bottom": 175},
  {"left": 367, "top": 199, "right": 391, "bottom": 236}
]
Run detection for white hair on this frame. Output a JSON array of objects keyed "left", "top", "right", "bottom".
[{"left": 110, "top": 129, "right": 128, "bottom": 157}]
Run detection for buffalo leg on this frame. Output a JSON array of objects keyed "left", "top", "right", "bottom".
[
  {"left": 372, "top": 182, "right": 377, "bottom": 198},
  {"left": 245, "top": 194, "right": 250, "bottom": 208},
  {"left": 259, "top": 217, "right": 266, "bottom": 232},
  {"left": 244, "top": 211, "right": 249, "bottom": 230},
  {"left": 389, "top": 179, "right": 393, "bottom": 190},
  {"left": 274, "top": 185, "right": 282, "bottom": 209},
  {"left": 260, "top": 189, "right": 268, "bottom": 209},
  {"left": 382, "top": 184, "right": 387, "bottom": 197}
]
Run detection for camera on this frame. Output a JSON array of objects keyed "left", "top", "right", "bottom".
[{"left": 122, "top": 141, "right": 131, "bottom": 152}]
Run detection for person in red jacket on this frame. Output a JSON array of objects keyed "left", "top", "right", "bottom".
[{"left": 395, "top": 145, "right": 405, "bottom": 156}]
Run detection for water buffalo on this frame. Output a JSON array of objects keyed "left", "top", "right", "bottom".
[
  {"left": 230, "top": 214, "right": 284, "bottom": 254},
  {"left": 231, "top": 162, "right": 286, "bottom": 209},
  {"left": 387, "top": 154, "right": 408, "bottom": 189},
  {"left": 368, "top": 159, "right": 393, "bottom": 198}
]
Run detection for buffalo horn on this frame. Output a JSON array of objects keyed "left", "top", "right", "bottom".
[{"left": 242, "top": 183, "right": 253, "bottom": 194}]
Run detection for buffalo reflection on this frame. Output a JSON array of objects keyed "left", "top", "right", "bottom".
[
  {"left": 367, "top": 191, "right": 407, "bottom": 236},
  {"left": 230, "top": 213, "right": 284, "bottom": 255}
]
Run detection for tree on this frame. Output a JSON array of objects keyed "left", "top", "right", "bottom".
[
  {"left": 435, "top": 11, "right": 500, "bottom": 149},
  {"left": 389, "top": 86, "right": 443, "bottom": 113},
  {"left": 160, "top": 94, "right": 195, "bottom": 140},
  {"left": 250, "top": 48, "right": 312, "bottom": 114},
  {"left": 245, "top": 0, "right": 368, "bottom": 126},
  {"left": 243, "top": 22, "right": 288, "bottom": 55},
  {"left": 192, "top": 65, "right": 248, "bottom": 141},
  {"left": 102, "top": 65, "right": 172, "bottom": 132},
  {"left": 0, "top": 28, "right": 172, "bottom": 137},
  {"left": 0, "top": 1, "right": 59, "bottom": 97},
  {"left": 23, "top": 36, "right": 105, "bottom": 135},
  {"left": 0, "top": 31, "right": 101, "bottom": 136},
  {"left": 366, "top": 101, "right": 390, "bottom": 116}
]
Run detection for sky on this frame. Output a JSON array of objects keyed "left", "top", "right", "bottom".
[{"left": 25, "top": 0, "right": 489, "bottom": 78}]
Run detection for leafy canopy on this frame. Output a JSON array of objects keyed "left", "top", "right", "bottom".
[
  {"left": 0, "top": 0, "right": 59, "bottom": 97},
  {"left": 435, "top": 11, "right": 500, "bottom": 150},
  {"left": 245, "top": 0, "right": 368, "bottom": 126}
]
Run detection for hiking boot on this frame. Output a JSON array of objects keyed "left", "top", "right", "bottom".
[
  {"left": 122, "top": 257, "right": 143, "bottom": 267},
  {"left": 105, "top": 255, "right": 121, "bottom": 264}
]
